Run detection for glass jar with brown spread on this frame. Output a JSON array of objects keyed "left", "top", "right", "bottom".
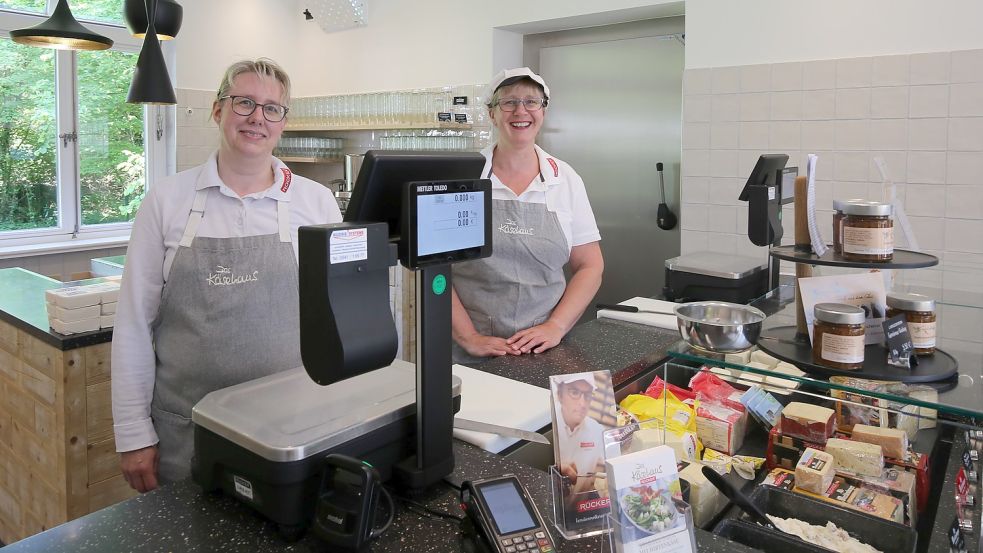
[
  {"left": 886, "top": 292, "right": 936, "bottom": 355},
  {"left": 812, "top": 303, "right": 866, "bottom": 370},
  {"left": 832, "top": 199, "right": 867, "bottom": 254},
  {"left": 842, "top": 202, "right": 893, "bottom": 262}
]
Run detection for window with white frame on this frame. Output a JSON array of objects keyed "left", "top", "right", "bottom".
[{"left": 0, "top": 0, "right": 170, "bottom": 247}]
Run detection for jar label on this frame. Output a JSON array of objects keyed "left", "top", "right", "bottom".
[
  {"left": 843, "top": 226, "right": 894, "bottom": 255},
  {"left": 909, "top": 321, "right": 936, "bottom": 348},
  {"left": 821, "top": 333, "right": 865, "bottom": 364}
]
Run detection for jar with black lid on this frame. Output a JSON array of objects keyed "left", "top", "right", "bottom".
[
  {"left": 842, "top": 201, "right": 893, "bottom": 262},
  {"left": 832, "top": 199, "right": 868, "bottom": 254},
  {"left": 812, "top": 303, "right": 866, "bottom": 370},
  {"left": 886, "top": 292, "right": 936, "bottom": 355}
]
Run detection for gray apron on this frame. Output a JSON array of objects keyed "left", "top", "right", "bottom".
[
  {"left": 453, "top": 198, "right": 569, "bottom": 364},
  {"left": 151, "top": 186, "right": 301, "bottom": 483}
]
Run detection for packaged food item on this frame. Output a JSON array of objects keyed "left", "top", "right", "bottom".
[
  {"left": 762, "top": 468, "right": 905, "bottom": 525},
  {"left": 780, "top": 402, "right": 836, "bottom": 442},
  {"left": 740, "top": 385, "right": 783, "bottom": 429},
  {"left": 851, "top": 424, "right": 908, "bottom": 460},
  {"left": 796, "top": 448, "right": 836, "bottom": 494},
  {"left": 841, "top": 201, "right": 894, "bottom": 262},
  {"left": 886, "top": 292, "right": 936, "bottom": 355},
  {"left": 689, "top": 372, "right": 748, "bottom": 455},
  {"left": 678, "top": 461, "right": 728, "bottom": 527},
  {"left": 812, "top": 303, "right": 866, "bottom": 370},
  {"left": 825, "top": 438, "right": 884, "bottom": 477}
]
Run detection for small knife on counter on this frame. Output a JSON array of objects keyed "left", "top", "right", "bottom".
[
  {"left": 453, "top": 417, "right": 550, "bottom": 445},
  {"left": 595, "top": 303, "right": 675, "bottom": 316}
]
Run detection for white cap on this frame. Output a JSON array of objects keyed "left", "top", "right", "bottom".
[
  {"left": 485, "top": 67, "right": 550, "bottom": 104},
  {"left": 553, "top": 372, "right": 595, "bottom": 388}
]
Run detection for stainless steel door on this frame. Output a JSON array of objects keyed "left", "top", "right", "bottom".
[{"left": 537, "top": 35, "right": 683, "bottom": 310}]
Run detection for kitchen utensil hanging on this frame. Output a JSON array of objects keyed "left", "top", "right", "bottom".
[{"left": 656, "top": 162, "right": 677, "bottom": 230}]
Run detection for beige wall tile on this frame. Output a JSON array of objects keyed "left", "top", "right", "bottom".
[
  {"left": 771, "top": 62, "right": 803, "bottom": 91},
  {"left": 833, "top": 152, "right": 869, "bottom": 182},
  {"left": 739, "top": 92, "right": 770, "bottom": 121},
  {"left": 769, "top": 121, "right": 801, "bottom": 150},
  {"left": 711, "top": 66, "right": 741, "bottom": 94},
  {"left": 681, "top": 203, "right": 708, "bottom": 231},
  {"left": 835, "top": 88, "right": 871, "bottom": 119},
  {"left": 802, "top": 89, "right": 835, "bottom": 120},
  {"left": 740, "top": 64, "right": 772, "bottom": 93},
  {"left": 948, "top": 117, "right": 983, "bottom": 151},
  {"left": 711, "top": 94, "right": 740, "bottom": 122},
  {"left": 683, "top": 68, "right": 712, "bottom": 95},
  {"left": 945, "top": 185, "right": 983, "bottom": 220},
  {"left": 771, "top": 91, "right": 803, "bottom": 120},
  {"left": 906, "top": 186, "right": 947, "bottom": 218},
  {"left": 834, "top": 120, "right": 868, "bottom": 151},
  {"left": 909, "top": 85, "right": 949, "bottom": 118},
  {"left": 908, "top": 118, "right": 948, "bottom": 151},
  {"left": 910, "top": 52, "right": 952, "bottom": 85},
  {"left": 949, "top": 83, "right": 983, "bottom": 116},
  {"left": 870, "top": 86, "right": 909, "bottom": 119},
  {"left": 739, "top": 122, "right": 770, "bottom": 150},
  {"left": 947, "top": 152, "right": 983, "bottom": 184},
  {"left": 710, "top": 123, "right": 740, "bottom": 149},
  {"left": 681, "top": 176, "right": 709, "bottom": 204},
  {"left": 682, "top": 122, "right": 710, "bottom": 150},
  {"left": 684, "top": 94, "right": 712, "bottom": 122},
  {"left": 803, "top": 60, "right": 836, "bottom": 90},
  {"left": 951, "top": 49, "right": 983, "bottom": 84},
  {"left": 907, "top": 151, "right": 947, "bottom": 184},
  {"left": 869, "top": 119, "right": 908, "bottom": 151},
  {"left": 836, "top": 57, "right": 872, "bottom": 88},
  {"left": 710, "top": 150, "right": 740, "bottom": 178},
  {"left": 871, "top": 54, "right": 909, "bottom": 86}
]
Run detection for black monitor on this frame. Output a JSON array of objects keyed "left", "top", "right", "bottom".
[
  {"left": 344, "top": 150, "right": 491, "bottom": 268},
  {"left": 738, "top": 154, "right": 789, "bottom": 201}
]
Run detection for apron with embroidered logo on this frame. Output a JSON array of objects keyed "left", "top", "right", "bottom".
[
  {"left": 452, "top": 198, "right": 569, "bottom": 364},
  {"left": 151, "top": 184, "right": 300, "bottom": 483}
]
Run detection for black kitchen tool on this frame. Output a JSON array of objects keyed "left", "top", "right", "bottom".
[
  {"left": 595, "top": 303, "right": 675, "bottom": 316},
  {"left": 656, "top": 162, "right": 677, "bottom": 230},
  {"left": 700, "top": 466, "right": 773, "bottom": 528}
]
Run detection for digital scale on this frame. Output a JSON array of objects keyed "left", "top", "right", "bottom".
[{"left": 191, "top": 151, "right": 493, "bottom": 540}]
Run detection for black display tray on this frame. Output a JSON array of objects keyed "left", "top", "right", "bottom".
[
  {"left": 718, "top": 486, "right": 917, "bottom": 553},
  {"left": 768, "top": 245, "right": 939, "bottom": 269},
  {"left": 757, "top": 325, "right": 959, "bottom": 385}
]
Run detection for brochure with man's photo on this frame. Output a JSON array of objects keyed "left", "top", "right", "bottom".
[{"left": 549, "top": 370, "right": 617, "bottom": 531}]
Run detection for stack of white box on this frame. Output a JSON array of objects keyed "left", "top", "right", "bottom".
[{"left": 45, "top": 281, "right": 121, "bottom": 334}]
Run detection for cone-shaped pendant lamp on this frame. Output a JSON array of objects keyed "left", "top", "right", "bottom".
[
  {"left": 10, "top": 0, "right": 114, "bottom": 51},
  {"left": 127, "top": 0, "right": 176, "bottom": 105},
  {"left": 124, "top": 0, "right": 182, "bottom": 41}
]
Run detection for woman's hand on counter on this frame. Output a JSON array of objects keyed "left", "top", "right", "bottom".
[
  {"left": 121, "top": 445, "right": 160, "bottom": 493},
  {"left": 458, "top": 333, "right": 518, "bottom": 358},
  {"left": 507, "top": 320, "right": 565, "bottom": 354}
]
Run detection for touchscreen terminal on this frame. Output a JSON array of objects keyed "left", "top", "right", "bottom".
[
  {"left": 477, "top": 479, "right": 538, "bottom": 536},
  {"left": 403, "top": 179, "right": 491, "bottom": 268}
]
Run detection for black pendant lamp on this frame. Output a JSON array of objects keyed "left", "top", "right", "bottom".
[
  {"left": 124, "top": 0, "right": 182, "bottom": 41},
  {"left": 10, "top": 0, "right": 113, "bottom": 51},
  {"left": 127, "top": 0, "right": 177, "bottom": 105}
]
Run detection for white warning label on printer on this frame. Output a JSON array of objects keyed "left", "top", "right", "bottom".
[
  {"left": 329, "top": 228, "right": 368, "bottom": 264},
  {"left": 234, "top": 475, "right": 254, "bottom": 500}
]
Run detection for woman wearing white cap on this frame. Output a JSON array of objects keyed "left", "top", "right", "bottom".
[{"left": 451, "top": 67, "right": 604, "bottom": 363}]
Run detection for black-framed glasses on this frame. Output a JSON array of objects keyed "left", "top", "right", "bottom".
[
  {"left": 563, "top": 387, "right": 592, "bottom": 400},
  {"left": 219, "top": 95, "right": 289, "bottom": 122},
  {"left": 493, "top": 97, "right": 548, "bottom": 112}
]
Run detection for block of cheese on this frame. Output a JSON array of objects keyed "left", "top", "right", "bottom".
[
  {"left": 750, "top": 349, "right": 779, "bottom": 368},
  {"left": 50, "top": 317, "right": 100, "bottom": 335},
  {"left": 45, "top": 286, "right": 102, "bottom": 309},
  {"left": 780, "top": 402, "right": 835, "bottom": 442},
  {"left": 735, "top": 364, "right": 767, "bottom": 387},
  {"left": 679, "top": 461, "right": 728, "bottom": 527},
  {"left": 627, "top": 428, "right": 700, "bottom": 462},
  {"left": 92, "top": 281, "right": 120, "bottom": 303},
  {"left": 825, "top": 438, "right": 883, "bottom": 477},
  {"left": 101, "top": 301, "right": 117, "bottom": 315},
  {"left": 908, "top": 388, "right": 938, "bottom": 430},
  {"left": 47, "top": 303, "right": 101, "bottom": 323},
  {"left": 100, "top": 314, "right": 115, "bottom": 329},
  {"left": 795, "top": 448, "right": 836, "bottom": 494},
  {"left": 724, "top": 350, "right": 752, "bottom": 365},
  {"left": 851, "top": 424, "right": 908, "bottom": 459}
]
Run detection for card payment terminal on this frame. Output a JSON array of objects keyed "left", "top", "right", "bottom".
[{"left": 461, "top": 474, "right": 554, "bottom": 553}]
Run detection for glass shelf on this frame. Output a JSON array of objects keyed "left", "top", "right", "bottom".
[
  {"left": 284, "top": 122, "right": 474, "bottom": 132},
  {"left": 768, "top": 245, "right": 939, "bottom": 269},
  {"left": 666, "top": 285, "right": 983, "bottom": 422}
]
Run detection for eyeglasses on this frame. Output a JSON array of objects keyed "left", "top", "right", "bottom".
[
  {"left": 493, "top": 97, "right": 548, "bottom": 112},
  {"left": 563, "top": 387, "right": 592, "bottom": 400},
  {"left": 219, "top": 95, "right": 289, "bottom": 122}
]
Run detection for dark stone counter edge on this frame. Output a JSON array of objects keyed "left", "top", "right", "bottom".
[{"left": 0, "top": 309, "right": 113, "bottom": 351}]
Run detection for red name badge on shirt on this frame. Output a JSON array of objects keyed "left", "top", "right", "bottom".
[
  {"left": 580, "top": 441, "right": 595, "bottom": 448},
  {"left": 280, "top": 167, "right": 292, "bottom": 193},
  {"left": 547, "top": 158, "right": 559, "bottom": 178}
]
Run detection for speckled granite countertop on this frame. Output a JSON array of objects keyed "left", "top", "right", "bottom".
[
  {"left": 0, "top": 267, "right": 113, "bottom": 350},
  {"left": 0, "top": 440, "right": 758, "bottom": 553}
]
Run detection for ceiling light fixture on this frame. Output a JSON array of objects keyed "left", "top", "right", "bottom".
[
  {"left": 308, "top": 0, "right": 368, "bottom": 33},
  {"left": 127, "top": 0, "right": 177, "bottom": 105},
  {"left": 10, "top": 0, "right": 114, "bottom": 51},
  {"left": 124, "top": 0, "right": 183, "bottom": 41}
]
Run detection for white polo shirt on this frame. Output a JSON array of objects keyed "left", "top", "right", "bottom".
[
  {"left": 480, "top": 144, "right": 601, "bottom": 250},
  {"left": 112, "top": 152, "right": 342, "bottom": 452}
]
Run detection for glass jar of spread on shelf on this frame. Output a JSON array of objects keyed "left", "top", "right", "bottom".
[
  {"left": 841, "top": 201, "right": 894, "bottom": 262},
  {"left": 886, "top": 292, "right": 936, "bottom": 355},
  {"left": 832, "top": 199, "right": 867, "bottom": 254},
  {"left": 812, "top": 303, "right": 866, "bottom": 370}
]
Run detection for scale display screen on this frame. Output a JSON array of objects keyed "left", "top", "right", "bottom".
[{"left": 416, "top": 190, "right": 485, "bottom": 256}]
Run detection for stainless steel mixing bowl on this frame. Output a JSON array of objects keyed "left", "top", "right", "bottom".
[{"left": 673, "top": 301, "right": 766, "bottom": 353}]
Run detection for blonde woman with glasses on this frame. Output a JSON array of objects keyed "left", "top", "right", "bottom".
[
  {"left": 451, "top": 68, "right": 604, "bottom": 364},
  {"left": 112, "top": 59, "right": 341, "bottom": 491}
]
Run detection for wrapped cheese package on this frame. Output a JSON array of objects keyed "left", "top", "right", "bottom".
[
  {"left": 780, "top": 402, "right": 835, "bottom": 442},
  {"left": 795, "top": 448, "right": 836, "bottom": 494},
  {"left": 825, "top": 438, "right": 884, "bottom": 477},
  {"left": 851, "top": 424, "right": 909, "bottom": 460}
]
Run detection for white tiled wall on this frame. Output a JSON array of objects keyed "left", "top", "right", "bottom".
[
  {"left": 176, "top": 88, "right": 222, "bottom": 172},
  {"left": 681, "top": 48, "right": 983, "bottom": 309}
]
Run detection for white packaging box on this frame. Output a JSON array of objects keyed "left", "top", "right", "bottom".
[
  {"left": 101, "top": 302, "right": 117, "bottom": 315},
  {"left": 47, "top": 303, "right": 101, "bottom": 323},
  {"left": 50, "top": 317, "right": 101, "bottom": 335},
  {"left": 100, "top": 314, "right": 115, "bottom": 329},
  {"left": 45, "top": 286, "right": 102, "bottom": 309}
]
